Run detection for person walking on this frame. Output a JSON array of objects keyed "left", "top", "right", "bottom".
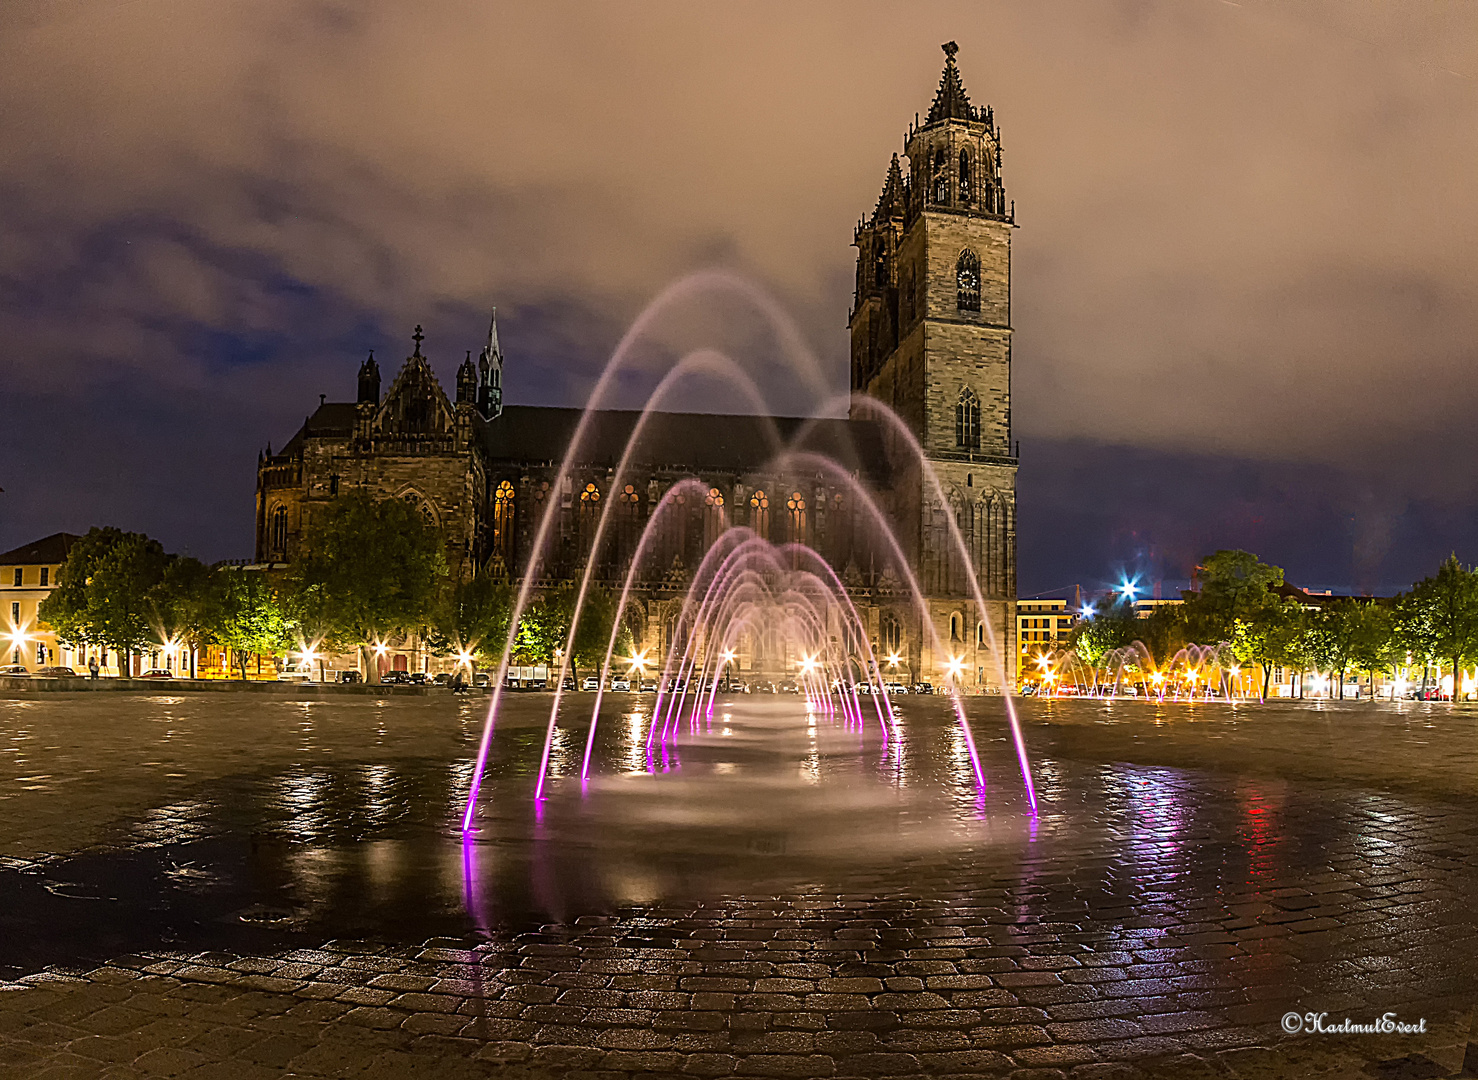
[{"left": 88, "top": 656, "right": 99, "bottom": 680}]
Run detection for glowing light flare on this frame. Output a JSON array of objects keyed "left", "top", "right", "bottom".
[
  {"left": 798, "top": 654, "right": 820, "bottom": 674},
  {"left": 943, "top": 655, "right": 967, "bottom": 682},
  {"left": 885, "top": 653, "right": 902, "bottom": 668}
]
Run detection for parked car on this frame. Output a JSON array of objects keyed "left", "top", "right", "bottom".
[
  {"left": 338, "top": 670, "right": 362, "bottom": 684},
  {"left": 581, "top": 676, "right": 600, "bottom": 691},
  {"left": 380, "top": 670, "right": 412, "bottom": 685},
  {"left": 884, "top": 682, "right": 908, "bottom": 695},
  {"left": 0, "top": 664, "right": 30, "bottom": 677},
  {"left": 610, "top": 675, "right": 631, "bottom": 692},
  {"left": 141, "top": 668, "right": 179, "bottom": 679},
  {"left": 408, "top": 672, "right": 428, "bottom": 685},
  {"left": 474, "top": 672, "right": 492, "bottom": 688},
  {"left": 36, "top": 666, "right": 79, "bottom": 677},
  {"left": 912, "top": 682, "right": 935, "bottom": 695},
  {"left": 640, "top": 679, "right": 657, "bottom": 693},
  {"left": 274, "top": 665, "right": 310, "bottom": 682}
]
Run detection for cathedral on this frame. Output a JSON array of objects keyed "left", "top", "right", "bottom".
[{"left": 255, "top": 43, "right": 1018, "bottom": 686}]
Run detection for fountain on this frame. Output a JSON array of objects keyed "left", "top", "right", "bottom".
[{"left": 459, "top": 272, "right": 1038, "bottom": 834}]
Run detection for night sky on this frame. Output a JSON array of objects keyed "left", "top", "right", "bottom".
[{"left": 2, "top": 1, "right": 1476, "bottom": 598}]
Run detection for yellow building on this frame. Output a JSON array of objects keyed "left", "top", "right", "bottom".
[
  {"left": 1, "top": 533, "right": 81, "bottom": 672},
  {"left": 1016, "top": 596, "right": 1075, "bottom": 682}
]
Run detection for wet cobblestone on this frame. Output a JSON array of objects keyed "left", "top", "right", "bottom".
[{"left": 3, "top": 696, "right": 1478, "bottom": 1076}]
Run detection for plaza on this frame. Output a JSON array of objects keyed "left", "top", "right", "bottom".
[{"left": 1, "top": 691, "right": 1475, "bottom": 1078}]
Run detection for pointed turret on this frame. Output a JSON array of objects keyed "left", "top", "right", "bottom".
[
  {"left": 926, "top": 41, "right": 972, "bottom": 124},
  {"left": 456, "top": 350, "right": 477, "bottom": 404},
  {"left": 872, "top": 154, "right": 906, "bottom": 224},
  {"left": 477, "top": 307, "right": 503, "bottom": 420},
  {"left": 357, "top": 352, "right": 381, "bottom": 404}
]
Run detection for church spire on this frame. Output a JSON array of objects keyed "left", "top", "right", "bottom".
[
  {"left": 926, "top": 41, "right": 972, "bottom": 124},
  {"left": 477, "top": 307, "right": 503, "bottom": 420}
]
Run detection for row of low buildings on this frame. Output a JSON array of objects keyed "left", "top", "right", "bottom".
[{"left": 0, "top": 533, "right": 434, "bottom": 681}]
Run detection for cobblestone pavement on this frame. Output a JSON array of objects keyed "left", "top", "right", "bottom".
[{"left": 2, "top": 695, "right": 1477, "bottom": 1078}]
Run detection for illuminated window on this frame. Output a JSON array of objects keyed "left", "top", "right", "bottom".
[
  {"left": 581, "top": 483, "right": 600, "bottom": 504},
  {"left": 620, "top": 484, "right": 638, "bottom": 503},
  {"left": 39, "top": 567, "right": 48, "bottom": 587},
  {"left": 786, "top": 491, "right": 807, "bottom": 543},
  {"left": 956, "top": 249, "right": 981, "bottom": 312},
  {"left": 493, "top": 480, "right": 515, "bottom": 561},
  {"left": 955, "top": 388, "right": 980, "bottom": 450},
  {"left": 933, "top": 148, "right": 948, "bottom": 204},
  {"left": 750, "top": 489, "right": 769, "bottom": 540},
  {"left": 12, "top": 568, "right": 21, "bottom": 587},
  {"left": 703, "top": 488, "right": 725, "bottom": 548}
]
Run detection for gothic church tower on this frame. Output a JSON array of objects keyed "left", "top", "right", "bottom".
[{"left": 850, "top": 42, "right": 1017, "bottom": 685}]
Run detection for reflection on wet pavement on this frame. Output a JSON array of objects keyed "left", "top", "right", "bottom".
[{"left": 0, "top": 693, "right": 1475, "bottom": 1077}]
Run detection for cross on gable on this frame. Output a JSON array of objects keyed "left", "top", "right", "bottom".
[{"left": 412, "top": 325, "right": 424, "bottom": 356}]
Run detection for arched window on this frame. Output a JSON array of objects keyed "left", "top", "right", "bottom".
[
  {"left": 786, "top": 491, "right": 807, "bottom": 544},
  {"left": 749, "top": 489, "right": 769, "bottom": 541},
  {"left": 873, "top": 246, "right": 888, "bottom": 288},
  {"left": 933, "top": 148, "right": 948, "bottom": 204},
  {"left": 269, "top": 506, "right": 287, "bottom": 555},
  {"left": 956, "top": 388, "right": 980, "bottom": 450},
  {"left": 951, "top": 613, "right": 962, "bottom": 642},
  {"left": 959, "top": 149, "right": 972, "bottom": 205},
  {"left": 703, "top": 487, "right": 725, "bottom": 549},
  {"left": 956, "top": 249, "right": 981, "bottom": 312},
  {"left": 403, "top": 492, "right": 435, "bottom": 526},
  {"left": 977, "top": 622, "right": 985, "bottom": 646},
  {"left": 881, "top": 612, "right": 902, "bottom": 656},
  {"left": 577, "top": 482, "right": 601, "bottom": 554},
  {"left": 493, "top": 480, "right": 515, "bottom": 561}
]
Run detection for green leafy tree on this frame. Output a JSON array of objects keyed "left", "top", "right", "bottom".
[
  {"left": 1349, "top": 601, "right": 1397, "bottom": 699},
  {"left": 39, "top": 527, "right": 168, "bottom": 675},
  {"left": 1244, "top": 598, "right": 1304, "bottom": 700},
  {"left": 1399, "top": 555, "right": 1478, "bottom": 700},
  {"left": 215, "top": 569, "right": 293, "bottom": 680},
  {"left": 430, "top": 571, "right": 516, "bottom": 672},
  {"left": 1395, "top": 589, "right": 1440, "bottom": 695},
  {"left": 513, "top": 592, "right": 568, "bottom": 668},
  {"left": 149, "top": 557, "right": 224, "bottom": 676},
  {"left": 287, "top": 490, "right": 448, "bottom": 682},
  {"left": 1315, "top": 600, "right": 1366, "bottom": 699},
  {"left": 1071, "top": 597, "right": 1136, "bottom": 689},
  {"left": 1183, "top": 550, "right": 1285, "bottom": 644}
]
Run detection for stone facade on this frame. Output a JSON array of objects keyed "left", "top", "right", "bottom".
[
  {"left": 254, "top": 45, "right": 1019, "bottom": 688},
  {"left": 849, "top": 42, "right": 1018, "bottom": 682}
]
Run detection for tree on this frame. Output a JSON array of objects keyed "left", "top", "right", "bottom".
[
  {"left": 39, "top": 526, "right": 168, "bottom": 675},
  {"left": 431, "top": 571, "right": 515, "bottom": 670},
  {"left": 1348, "top": 602, "right": 1397, "bottom": 699},
  {"left": 286, "top": 490, "right": 448, "bottom": 682},
  {"left": 513, "top": 592, "right": 568, "bottom": 668},
  {"left": 1399, "top": 555, "right": 1478, "bottom": 700},
  {"left": 149, "top": 557, "right": 224, "bottom": 677},
  {"left": 1183, "top": 550, "right": 1285, "bottom": 645},
  {"left": 1071, "top": 597, "right": 1135, "bottom": 689},
  {"left": 1243, "top": 598, "right": 1304, "bottom": 700},
  {"left": 215, "top": 569, "right": 292, "bottom": 680}
]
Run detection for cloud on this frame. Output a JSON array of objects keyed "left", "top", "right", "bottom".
[{"left": 1, "top": 0, "right": 1476, "bottom": 574}]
